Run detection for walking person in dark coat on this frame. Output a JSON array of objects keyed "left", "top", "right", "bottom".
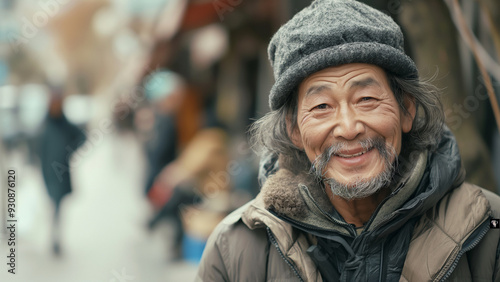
[{"left": 39, "top": 94, "right": 86, "bottom": 255}]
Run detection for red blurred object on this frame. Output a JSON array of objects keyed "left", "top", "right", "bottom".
[
  {"left": 180, "top": 0, "right": 236, "bottom": 30},
  {"left": 147, "top": 181, "right": 174, "bottom": 210}
]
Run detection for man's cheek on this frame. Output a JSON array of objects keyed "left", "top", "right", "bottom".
[{"left": 301, "top": 133, "right": 316, "bottom": 149}]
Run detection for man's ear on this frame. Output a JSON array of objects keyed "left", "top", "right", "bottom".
[
  {"left": 401, "top": 95, "right": 416, "bottom": 133},
  {"left": 286, "top": 116, "right": 304, "bottom": 149}
]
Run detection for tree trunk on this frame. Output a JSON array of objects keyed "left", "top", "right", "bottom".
[{"left": 399, "top": 0, "right": 496, "bottom": 191}]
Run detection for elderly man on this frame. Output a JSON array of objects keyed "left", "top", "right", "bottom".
[{"left": 197, "top": 0, "right": 500, "bottom": 281}]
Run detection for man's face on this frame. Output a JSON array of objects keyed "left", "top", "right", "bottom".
[{"left": 292, "top": 63, "right": 415, "bottom": 194}]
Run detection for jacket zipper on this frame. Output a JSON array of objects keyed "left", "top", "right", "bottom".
[
  {"left": 266, "top": 227, "right": 305, "bottom": 282},
  {"left": 438, "top": 217, "right": 491, "bottom": 281},
  {"left": 379, "top": 240, "right": 387, "bottom": 281}
]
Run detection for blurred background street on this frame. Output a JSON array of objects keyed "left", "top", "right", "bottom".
[{"left": 0, "top": 131, "right": 198, "bottom": 281}]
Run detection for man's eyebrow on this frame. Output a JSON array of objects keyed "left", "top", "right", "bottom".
[
  {"left": 304, "top": 78, "right": 381, "bottom": 98},
  {"left": 348, "top": 77, "right": 381, "bottom": 89},
  {"left": 304, "top": 84, "right": 331, "bottom": 98}
]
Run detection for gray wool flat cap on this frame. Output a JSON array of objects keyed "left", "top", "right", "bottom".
[{"left": 268, "top": 0, "right": 418, "bottom": 110}]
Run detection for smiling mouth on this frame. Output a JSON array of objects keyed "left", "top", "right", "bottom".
[{"left": 335, "top": 147, "right": 373, "bottom": 158}]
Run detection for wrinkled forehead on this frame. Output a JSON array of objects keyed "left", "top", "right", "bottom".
[{"left": 297, "top": 63, "right": 391, "bottom": 99}]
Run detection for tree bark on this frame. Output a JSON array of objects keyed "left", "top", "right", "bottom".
[{"left": 399, "top": 0, "right": 496, "bottom": 190}]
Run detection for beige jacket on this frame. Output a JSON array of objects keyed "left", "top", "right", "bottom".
[{"left": 197, "top": 182, "right": 500, "bottom": 281}]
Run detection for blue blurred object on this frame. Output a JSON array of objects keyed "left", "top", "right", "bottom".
[
  {"left": 144, "top": 69, "right": 183, "bottom": 102},
  {"left": 182, "top": 234, "right": 206, "bottom": 264},
  {"left": 127, "top": 0, "right": 167, "bottom": 16}
]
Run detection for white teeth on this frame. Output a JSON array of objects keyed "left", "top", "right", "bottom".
[{"left": 336, "top": 149, "right": 368, "bottom": 158}]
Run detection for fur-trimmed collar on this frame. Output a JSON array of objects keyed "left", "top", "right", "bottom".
[
  {"left": 261, "top": 168, "right": 330, "bottom": 218},
  {"left": 260, "top": 151, "right": 429, "bottom": 233}
]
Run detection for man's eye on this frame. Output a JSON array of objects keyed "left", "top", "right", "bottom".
[
  {"left": 313, "top": 104, "right": 328, "bottom": 110},
  {"left": 360, "top": 97, "right": 374, "bottom": 102}
]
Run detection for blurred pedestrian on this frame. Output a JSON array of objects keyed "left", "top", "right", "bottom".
[
  {"left": 142, "top": 70, "right": 185, "bottom": 195},
  {"left": 38, "top": 92, "right": 86, "bottom": 255},
  {"left": 147, "top": 127, "right": 232, "bottom": 260}
]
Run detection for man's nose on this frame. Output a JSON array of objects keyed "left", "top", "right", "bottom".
[{"left": 331, "top": 106, "right": 364, "bottom": 140}]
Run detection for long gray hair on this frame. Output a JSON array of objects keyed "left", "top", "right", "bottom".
[{"left": 250, "top": 72, "right": 445, "bottom": 171}]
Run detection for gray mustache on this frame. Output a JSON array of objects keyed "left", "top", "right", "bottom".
[
  {"left": 310, "top": 137, "right": 394, "bottom": 179},
  {"left": 309, "top": 137, "right": 398, "bottom": 200}
]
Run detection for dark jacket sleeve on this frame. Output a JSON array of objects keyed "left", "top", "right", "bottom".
[{"left": 196, "top": 219, "right": 270, "bottom": 282}]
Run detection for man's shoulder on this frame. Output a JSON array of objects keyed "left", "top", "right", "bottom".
[
  {"left": 207, "top": 200, "right": 269, "bottom": 252},
  {"left": 410, "top": 182, "right": 492, "bottom": 249},
  {"left": 432, "top": 182, "right": 500, "bottom": 258},
  {"left": 476, "top": 186, "right": 500, "bottom": 215},
  {"left": 453, "top": 182, "right": 500, "bottom": 216},
  {"left": 457, "top": 183, "right": 500, "bottom": 281},
  {"left": 198, "top": 200, "right": 271, "bottom": 281},
  {"left": 404, "top": 182, "right": 500, "bottom": 281}
]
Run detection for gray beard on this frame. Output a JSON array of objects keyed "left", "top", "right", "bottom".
[{"left": 310, "top": 137, "right": 397, "bottom": 200}]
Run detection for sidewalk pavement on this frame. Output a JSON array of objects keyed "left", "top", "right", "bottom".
[{"left": 0, "top": 132, "right": 198, "bottom": 282}]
